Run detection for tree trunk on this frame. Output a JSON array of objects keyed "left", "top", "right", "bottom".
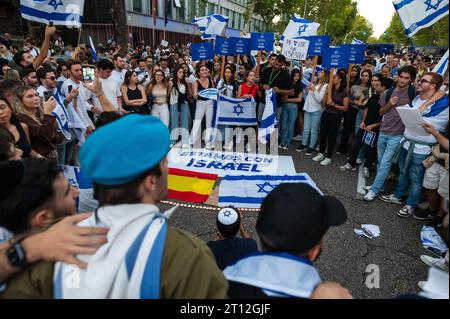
[{"left": 111, "top": 0, "right": 128, "bottom": 56}]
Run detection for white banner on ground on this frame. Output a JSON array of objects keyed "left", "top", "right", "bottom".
[
  {"left": 168, "top": 149, "right": 296, "bottom": 177},
  {"left": 282, "top": 38, "right": 310, "bottom": 61}
]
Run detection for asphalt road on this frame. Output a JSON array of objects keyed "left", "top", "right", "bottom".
[{"left": 161, "top": 144, "right": 432, "bottom": 299}]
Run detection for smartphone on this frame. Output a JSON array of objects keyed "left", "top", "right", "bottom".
[
  {"left": 68, "top": 85, "right": 73, "bottom": 94},
  {"left": 49, "top": 22, "right": 53, "bottom": 27},
  {"left": 43, "top": 90, "right": 53, "bottom": 102},
  {"left": 82, "top": 65, "right": 95, "bottom": 83}
]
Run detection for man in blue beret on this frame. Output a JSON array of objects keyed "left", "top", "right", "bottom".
[{"left": 1, "top": 115, "right": 228, "bottom": 299}]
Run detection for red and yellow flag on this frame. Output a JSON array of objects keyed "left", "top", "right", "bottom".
[{"left": 168, "top": 168, "right": 218, "bottom": 203}]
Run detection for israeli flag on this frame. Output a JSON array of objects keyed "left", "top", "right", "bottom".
[
  {"left": 432, "top": 49, "right": 449, "bottom": 76},
  {"left": 393, "top": 0, "right": 449, "bottom": 38},
  {"left": 20, "top": 0, "right": 85, "bottom": 28},
  {"left": 213, "top": 95, "right": 257, "bottom": 127},
  {"left": 89, "top": 36, "right": 98, "bottom": 62},
  {"left": 219, "top": 174, "right": 321, "bottom": 209},
  {"left": 192, "top": 14, "right": 229, "bottom": 40},
  {"left": 281, "top": 15, "right": 320, "bottom": 43},
  {"left": 258, "top": 89, "right": 277, "bottom": 144},
  {"left": 198, "top": 88, "right": 220, "bottom": 100},
  {"left": 52, "top": 92, "right": 71, "bottom": 141},
  {"left": 352, "top": 37, "right": 365, "bottom": 44}
]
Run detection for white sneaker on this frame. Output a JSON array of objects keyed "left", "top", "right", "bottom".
[
  {"left": 379, "top": 194, "right": 403, "bottom": 205},
  {"left": 364, "top": 190, "right": 377, "bottom": 202},
  {"left": 363, "top": 185, "right": 372, "bottom": 191},
  {"left": 363, "top": 167, "right": 370, "bottom": 178},
  {"left": 313, "top": 153, "right": 325, "bottom": 162},
  {"left": 278, "top": 144, "right": 284, "bottom": 149},
  {"left": 356, "top": 158, "right": 362, "bottom": 165},
  {"left": 397, "top": 205, "right": 414, "bottom": 218},
  {"left": 340, "top": 163, "right": 356, "bottom": 171},
  {"left": 292, "top": 134, "right": 302, "bottom": 141},
  {"left": 418, "top": 281, "right": 427, "bottom": 290},
  {"left": 282, "top": 145, "right": 289, "bottom": 150},
  {"left": 320, "top": 158, "right": 332, "bottom": 166},
  {"left": 420, "top": 255, "right": 449, "bottom": 272}
]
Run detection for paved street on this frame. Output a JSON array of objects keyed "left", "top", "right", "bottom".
[{"left": 163, "top": 144, "right": 431, "bottom": 299}]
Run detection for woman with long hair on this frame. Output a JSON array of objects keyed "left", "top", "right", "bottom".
[
  {"left": 13, "top": 85, "right": 62, "bottom": 160},
  {"left": 280, "top": 69, "right": 304, "bottom": 149},
  {"left": 0, "top": 94, "right": 32, "bottom": 158},
  {"left": 218, "top": 66, "right": 237, "bottom": 98},
  {"left": 297, "top": 69, "right": 330, "bottom": 155},
  {"left": 212, "top": 61, "right": 222, "bottom": 88},
  {"left": 191, "top": 64, "right": 214, "bottom": 149},
  {"left": 121, "top": 70, "right": 148, "bottom": 114},
  {"left": 353, "top": 69, "right": 373, "bottom": 134},
  {"left": 147, "top": 69, "right": 169, "bottom": 126},
  {"left": 169, "top": 65, "right": 192, "bottom": 146},
  {"left": 313, "top": 70, "right": 349, "bottom": 166}
]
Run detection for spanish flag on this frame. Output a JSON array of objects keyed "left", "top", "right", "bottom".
[{"left": 168, "top": 168, "right": 218, "bottom": 203}]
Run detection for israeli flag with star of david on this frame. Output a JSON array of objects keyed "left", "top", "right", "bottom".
[
  {"left": 20, "top": 0, "right": 85, "bottom": 28},
  {"left": 280, "top": 15, "right": 320, "bottom": 43},
  {"left": 432, "top": 49, "right": 448, "bottom": 76},
  {"left": 218, "top": 174, "right": 321, "bottom": 209},
  {"left": 393, "top": 0, "right": 449, "bottom": 38},
  {"left": 213, "top": 95, "right": 257, "bottom": 127},
  {"left": 192, "top": 14, "right": 229, "bottom": 40}
]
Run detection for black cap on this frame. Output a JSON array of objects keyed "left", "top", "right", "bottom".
[
  {"left": 256, "top": 183, "right": 347, "bottom": 255},
  {"left": 0, "top": 161, "right": 24, "bottom": 202}
]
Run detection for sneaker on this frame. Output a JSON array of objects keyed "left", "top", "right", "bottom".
[
  {"left": 418, "top": 281, "right": 427, "bottom": 290},
  {"left": 296, "top": 145, "right": 307, "bottom": 152},
  {"left": 397, "top": 205, "right": 414, "bottom": 218},
  {"left": 340, "top": 163, "right": 356, "bottom": 171},
  {"left": 292, "top": 134, "right": 302, "bottom": 141},
  {"left": 420, "top": 255, "right": 449, "bottom": 272},
  {"left": 379, "top": 194, "right": 403, "bottom": 205},
  {"left": 282, "top": 145, "right": 289, "bottom": 150},
  {"left": 320, "top": 158, "right": 332, "bottom": 166},
  {"left": 356, "top": 158, "right": 362, "bottom": 165},
  {"left": 313, "top": 153, "right": 325, "bottom": 162},
  {"left": 413, "top": 210, "right": 436, "bottom": 221},
  {"left": 363, "top": 185, "right": 372, "bottom": 191},
  {"left": 363, "top": 167, "right": 370, "bottom": 178},
  {"left": 305, "top": 148, "right": 314, "bottom": 156},
  {"left": 364, "top": 190, "right": 377, "bottom": 202},
  {"left": 278, "top": 144, "right": 283, "bottom": 149}
]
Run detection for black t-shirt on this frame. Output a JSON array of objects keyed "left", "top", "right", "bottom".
[
  {"left": 260, "top": 67, "right": 293, "bottom": 108},
  {"left": 207, "top": 237, "right": 258, "bottom": 271},
  {"left": 364, "top": 93, "right": 383, "bottom": 130},
  {"left": 437, "top": 124, "right": 449, "bottom": 167}
]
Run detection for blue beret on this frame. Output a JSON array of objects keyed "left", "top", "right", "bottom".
[{"left": 79, "top": 114, "right": 170, "bottom": 186}]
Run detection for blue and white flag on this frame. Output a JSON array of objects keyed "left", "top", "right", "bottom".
[
  {"left": 393, "top": 0, "right": 449, "bottom": 38},
  {"left": 213, "top": 95, "right": 257, "bottom": 127},
  {"left": 351, "top": 37, "right": 365, "bottom": 44},
  {"left": 89, "top": 36, "right": 98, "bottom": 62},
  {"left": 219, "top": 174, "right": 321, "bottom": 208},
  {"left": 281, "top": 15, "right": 320, "bottom": 43},
  {"left": 258, "top": 89, "right": 277, "bottom": 144},
  {"left": 198, "top": 88, "right": 220, "bottom": 101},
  {"left": 20, "top": 0, "right": 85, "bottom": 28},
  {"left": 192, "top": 14, "right": 229, "bottom": 40},
  {"left": 432, "top": 49, "right": 449, "bottom": 76}
]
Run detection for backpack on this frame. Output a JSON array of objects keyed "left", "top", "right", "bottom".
[{"left": 385, "top": 85, "right": 416, "bottom": 104}]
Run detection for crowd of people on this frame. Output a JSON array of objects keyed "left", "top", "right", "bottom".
[{"left": 0, "top": 25, "right": 448, "bottom": 299}]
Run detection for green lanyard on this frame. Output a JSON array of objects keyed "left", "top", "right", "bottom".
[{"left": 268, "top": 69, "right": 281, "bottom": 87}]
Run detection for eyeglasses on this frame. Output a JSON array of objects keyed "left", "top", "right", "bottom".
[
  {"left": 419, "top": 79, "right": 434, "bottom": 85},
  {"left": 46, "top": 76, "right": 56, "bottom": 81}
]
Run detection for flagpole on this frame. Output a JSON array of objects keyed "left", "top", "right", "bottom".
[{"left": 77, "top": 26, "right": 83, "bottom": 47}]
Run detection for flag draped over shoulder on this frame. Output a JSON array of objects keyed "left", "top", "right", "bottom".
[
  {"left": 281, "top": 15, "right": 320, "bottom": 43},
  {"left": 20, "top": 0, "right": 85, "bottom": 28},
  {"left": 213, "top": 95, "right": 257, "bottom": 127},
  {"left": 432, "top": 49, "right": 449, "bottom": 76},
  {"left": 393, "top": 0, "right": 449, "bottom": 38},
  {"left": 192, "top": 14, "right": 229, "bottom": 40},
  {"left": 168, "top": 168, "right": 218, "bottom": 203},
  {"left": 218, "top": 174, "right": 321, "bottom": 209}
]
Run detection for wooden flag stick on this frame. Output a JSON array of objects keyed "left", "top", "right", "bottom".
[
  {"left": 310, "top": 55, "right": 319, "bottom": 85},
  {"left": 255, "top": 51, "right": 262, "bottom": 79},
  {"left": 327, "top": 68, "right": 335, "bottom": 104},
  {"left": 347, "top": 63, "right": 353, "bottom": 87},
  {"left": 77, "top": 26, "right": 83, "bottom": 47},
  {"left": 221, "top": 55, "right": 226, "bottom": 79}
]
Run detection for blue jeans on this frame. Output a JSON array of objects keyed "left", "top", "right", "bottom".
[
  {"left": 355, "top": 109, "right": 365, "bottom": 134},
  {"left": 170, "top": 103, "right": 190, "bottom": 143},
  {"left": 394, "top": 148, "right": 429, "bottom": 207},
  {"left": 371, "top": 133, "right": 402, "bottom": 194},
  {"left": 302, "top": 110, "right": 322, "bottom": 149},
  {"left": 280, "top": 103, "right": 298, "bottom": 146}
]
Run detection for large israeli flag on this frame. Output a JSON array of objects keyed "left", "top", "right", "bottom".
[
  {"left": 432, "top": 49, "right": 449, "bottom": 76},
  {"left": 258, "top": 89, "right": 277, "bottom": 144},
  {"left": 219, "top": 174, "right": 321, "bottom": 209},
  {"left": 281, "top": 15, "right": 320, "bottom": 43},
  {"left": 214, "top": 95, "right": 257, "bottom": 127},
  {"left": 20, "top": 0, "right": 84, "bottom": 28},
  {"left": 192, "top": 14, "right": 229, "bottom": 40},
  {"left": 198, "top": 88, "right": 220, "bottom": 100},
  {"left": 393, "top": 0, "right": 449, "bottom": 38}
]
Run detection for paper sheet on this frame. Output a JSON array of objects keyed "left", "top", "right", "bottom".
[{"left": 397, "top": 105, "right": 428, "bottom": 137}]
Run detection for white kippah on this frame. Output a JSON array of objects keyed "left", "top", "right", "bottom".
[{"left": 217, "top": 207, "right": 239, "bottom": 226}]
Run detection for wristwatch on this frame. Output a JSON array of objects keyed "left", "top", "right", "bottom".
[{"left": 6, "top": 236, "right": 29, "bottom": 269}]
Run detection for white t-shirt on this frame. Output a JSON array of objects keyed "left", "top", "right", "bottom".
[
  {"left": 303, "top": 84, "right": 328, "bottom": 113},
  {"left": 60, "top": 79, "right": 95, "bottom": 129},
  {"left": 93, "top": 77, "right": 122, "bottom": 111},
  {"left": 110, "top": 69, "right": 128, "bottom": 88}
]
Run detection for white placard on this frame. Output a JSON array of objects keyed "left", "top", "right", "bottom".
[
  {"left": 397, "top": 105, "right": 428, "bottom": 137},
  {"left": 161, "top": 40, "right": 169, "bottom": 47},
  {"left": 281, "top": 38, "right": 310, "bottom": 61},
  {"left": 168, "top": 148, "right": 297, "bottom": 177},
  {"left": 174, "top": 0, "right": 182, "bottom": 7}
]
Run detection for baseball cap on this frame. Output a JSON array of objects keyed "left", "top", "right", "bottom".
[{"left": 256, "top": 183, "right": 347, "bottom": 255}]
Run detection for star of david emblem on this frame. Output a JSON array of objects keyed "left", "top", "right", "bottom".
[
  {"left": 297, "top": 24, "right": 308, "bottom": 35},
  {"left": 256, "top": 182, "right": 276, "bottom": 194},
  {"left": 233, "top": 104, "right": 244, "bottom": 116},
  {"left": 424, "top": 0, "right": 443, "bottom": 11},
  {"left": 206, "top": 16, "right": 212, "bottom": 28},
  {"left": 68, "top": 178, "right": 77, "bottom": 186},
  {"left": 48, "top": 0, "right": 63, "bottom": 10},
  {"left": 223, "top": 210, "right": 232, "bottom": 218}
]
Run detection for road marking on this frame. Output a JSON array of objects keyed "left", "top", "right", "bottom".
[{"left": 357, "top": 164, "right": 366, "bottom": 199}]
